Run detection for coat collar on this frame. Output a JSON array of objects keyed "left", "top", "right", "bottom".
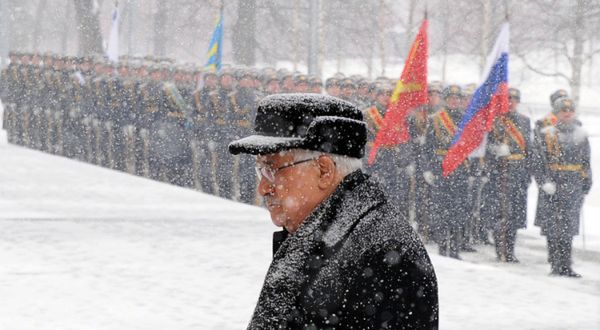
[{"left": 250, "top": 170, "right": 385, "bottom": 329}]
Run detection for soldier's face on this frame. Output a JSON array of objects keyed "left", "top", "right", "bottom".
[
  {"left": 445, "top": 95, "right": 461, "bottom": 109},
  {"left": 428, "top": 91, "right": 441, "bottom": 106},
  {"left": 509, "top": 97, "right": 519, "bottom": 112},
  {"left": 256, "top": 151, "right": 327, "bottom": 233},
  {"left": 239, "top": 77, "right": 253, "bottom": 88},
  {"left": 557, "top": 108, "right": 576, "bottom": 123},
  {"left": 327, "top": 85, "right": 340, "bottom": 96},
  {"left": 310, "top": 84, "right": 322, "bottom": 94},
  {"left": 204, "top": 76, "right": 217, "bottom": 88},
  {"left": 220, "top": 75, "right": 233, "bottom": 88},
  {"left": 461, "top": 95, "right": 472, "bottom": 108},
  {"left": 342, "top": 87, "right": 354, "bottom": 98},
  {"left": 358, "top": 86, "right": 369, "bottom": 96},
  {"left": 295, "top": 82, "right": 309, "bottom": 93},
  {"left": 376, "top": 92, "right": 390, "bottom": 106},
  {"left": 266, "top": 81, "right": 280, "bottom": 93}
]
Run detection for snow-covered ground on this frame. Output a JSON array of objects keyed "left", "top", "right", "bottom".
[{"left": 0, "top": 108, "right": 599, "bottom": 329}]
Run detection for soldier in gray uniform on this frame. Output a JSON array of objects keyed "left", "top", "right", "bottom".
[
  {"left": 210, "top": 69, "right": 235, "bottom": 198},
  {"left": 1, "top": 52, "right": 20, "bottom": 144},
  {"left": 190, "top": 71, "right": 219, "bottom": 192},
  {"left": 481, "top": 88, "right": 533, "bottom": 262},
  {"left": 408, "top": 82, "right": 443, "bottom": 242},
  {"left": 423, "top": 85, "right": 471, "bottom": 259},
  {"left": 533, "top": 97, "right": 592, "bottom": 277},
  {"left": 230, "top": 70, "right": 259, "bottom": 203}
]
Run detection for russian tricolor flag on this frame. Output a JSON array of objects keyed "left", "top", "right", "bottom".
[{"left": 442, "top": 22, "right": 510, "bottom": 176}]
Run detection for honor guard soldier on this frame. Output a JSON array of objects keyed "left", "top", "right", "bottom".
[
  {"left": 190, "top": 71, "right": 218, "bottom": 192},
  {"left": 533, "top": 97, "right": 592, "bottom": 277},
  {"left": 62, "top": 58, "right": 87, "bottom": 160},
  {"left": 364, "top": 85, "right": 413, "bottom": 217},
  {"left": 262, "top": 74, "right": 281, "bottom": 95},
  {"left": 324, "top": 77, "right": 341, "bottom": 97},
  {"left": 1, "top": 52, "right": 20, "bottom": 144},
  {"left": 208, "top": 69, "right": 235, "bottom": 198},
  {"left": 407, "top": 82, "right": 443, "bottom": 242},
  {"left": 293, "top": 74, "right": 309, "bottom": 93},
  {"left": 423, "top": 84, "right": 471, "bottom": 259},
  {"left": 154, "top": 78, "right": 193, "bottom": 186},
  {"left": 354, "top": 78, "right": 371, "bottom": 109},
  {"left": 230, "top": 69, "right": 259, "bottom": 203},
  {"left": 280, "top": 73, "right": 295, "bottom": 93},
  {"left": 120, "top": 67, "right": 141, "bottom": 174},
  {"left": 481, "top": 87, "right": 533, "bottom": 262},
  {"left": 338, "top": 78, "right": 357, "bottom": 104},
  {"left": 308, "top": 76, "right": 322, "bottom": 94}
]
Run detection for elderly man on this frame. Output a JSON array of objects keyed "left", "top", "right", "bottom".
[{"left": 229, "top": 94, "right": 438, "bottom": 330}]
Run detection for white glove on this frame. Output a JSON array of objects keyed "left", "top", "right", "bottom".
[
  {"left": 481, "top": 176, "right": 490, "bottom": 184},
  {"left": 468, "top": 176, "right": 476, "bottom": 184},
  {"left": 542, "top": 181, "right": 556, "bottom": 195},
  {"left": 405, "top": 163, "right": 416, "bottom": 176},
  {"left": 494, "top": 143, "right": 511, "bottom": 157},
  {"left": 423, "top": 171, "right": 435, "bottom": 185}
]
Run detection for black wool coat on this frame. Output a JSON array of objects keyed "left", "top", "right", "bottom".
[{"left": 248, "top": 170, "right": 439, "bottom": 330}]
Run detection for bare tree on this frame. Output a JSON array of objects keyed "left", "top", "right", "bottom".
[
  {"left": 31, "top": 0, "right": 48, "bottom": 52},
  {"left": 153, "top": 0, "right": 168, "bottom": 57},
  {"left": 233, "top": 0, "right": 257, "bottom": 66},
  {"left": 513, "top": 0, "right": 600, "bottom": 103},
  {"left": 73, "top": 0, "right": 103, "bottom": 56}
]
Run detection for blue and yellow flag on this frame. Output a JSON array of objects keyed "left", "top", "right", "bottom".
[{"left": 204, "top": 7, "right": 223, "bottom": 72}]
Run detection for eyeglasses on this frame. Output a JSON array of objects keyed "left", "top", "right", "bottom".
[
  {"left": 560, "top": 108, "right": 575, "bottom": 113},
  {"left": 255, "top": 158, "right": 316, "bottom": 183}
]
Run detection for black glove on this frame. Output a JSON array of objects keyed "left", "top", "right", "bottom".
[{"left": 583, "top": 177, "right": 592, "bottom": 195}]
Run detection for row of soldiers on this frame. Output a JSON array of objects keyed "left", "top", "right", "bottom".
[
  {"left": 1, "top": 51, "right": 592, "bottom": 276},
  {"left": 368, "top": 83, "right": 592, "bottom": 277},
  {"left": 0, "top": 51, "right": 398, "bottom": 202}
]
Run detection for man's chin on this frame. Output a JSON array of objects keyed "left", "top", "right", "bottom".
[{"left": 270, "top": 212, "right": 286, "bottom": 228}]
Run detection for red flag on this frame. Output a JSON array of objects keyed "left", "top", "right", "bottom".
[{"left": 368, "top": 19, "right": 428, "bottom": 165}]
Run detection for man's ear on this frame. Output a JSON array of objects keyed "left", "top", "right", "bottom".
[{"left": 316, "top": 155, "right": 337, "bottom": 189}]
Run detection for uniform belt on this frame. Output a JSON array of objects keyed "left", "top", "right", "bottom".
[
  {"left": 505, "top": 154, "right": 525, "bottom": 161},
  {"left": 549, "top": 163, "right": 587, "bottom": 177},
  {"left": 435, "top": 149, "right": 447, "bottom": 155}
]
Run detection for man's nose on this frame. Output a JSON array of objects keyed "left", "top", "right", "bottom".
[{"left": 257, "top": 176, "right": 274, "bottom": 196}]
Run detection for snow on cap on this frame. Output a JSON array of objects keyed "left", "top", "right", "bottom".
[{"left": 228, "top": 93, "right": 367, "bottom": 158}]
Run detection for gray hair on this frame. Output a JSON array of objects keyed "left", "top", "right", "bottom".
[{"left": 289, "top": 149, "right": 363, "bottom": 177}]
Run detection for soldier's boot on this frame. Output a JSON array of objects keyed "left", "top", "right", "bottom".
[
  {"left": 231, "top": 155, "right": 242, "bottom": 202},
  {"left": 31, "top": 108, "right": 42, "bottom": 150},
  {"left": 22, "top": 110, "right": 31, "bottom": 148},
  {"left": 54, "top": 112, "right": 64, "bottom": 156},
  {"left": 5, "top": 104, "right": 15, "bottom": 143},
  {"left": 208, "top": 141, "right": 220, "bottom": 196},
  {"left": 448, "top": 228, "right": 462, "bottom": 260},
  {"left": 123, "top": 126, "right": 137, "bottom": 175},
  {"left": 190, "top": 139, "right": 203, "bottom": 191},
  {"left": 139, "top": 129, "right": 151, "bottom": 178},
  {"left": 93, "top": 120, "right": 103, "bottom": 166},
  {"left": 45, "top": 110, "right": 55, "bottom": 153},
  {"left": 83, "top": 119, "right": 94, "bottom": 163},
  {"left": 506, "top": 229, "right": 519, "bottom": 263},
  {"left": 105, "top": 122, "right": 115, "bottom": 169}
]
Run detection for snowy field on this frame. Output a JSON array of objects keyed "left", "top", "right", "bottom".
[{"left": 1, "top": 111, "right": 599, "bottom": 329}]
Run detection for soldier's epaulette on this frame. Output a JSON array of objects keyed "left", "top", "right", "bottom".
[{"left": 167, "top": 111, "right": 186, "bottom": 119}]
